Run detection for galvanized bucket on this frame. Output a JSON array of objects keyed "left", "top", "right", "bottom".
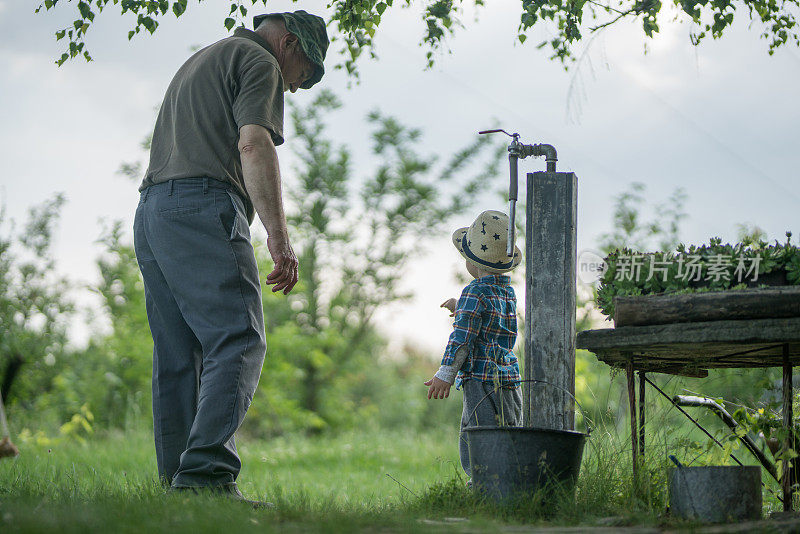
[
  {"left": 464, "top": 426, "right": 587, "bottom": 502},
  {"left": 669, "top": 465, "right": 762, "bottom": 522}
]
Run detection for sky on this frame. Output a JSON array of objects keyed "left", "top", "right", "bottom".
[{"left": 0, "top": 0, "right": 798, "bottom": 355}]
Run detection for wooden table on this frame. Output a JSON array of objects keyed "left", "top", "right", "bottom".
[{"left": 577, "top": 316, "right": 800, "bottom": 510}]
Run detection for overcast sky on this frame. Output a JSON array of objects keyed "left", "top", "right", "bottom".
[{"left": 1, "top": 0, "right": 798, "bottom": 354}]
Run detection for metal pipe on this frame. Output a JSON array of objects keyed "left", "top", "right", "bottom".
[
  {"left": 476, "top": 130, "right": 558, "bottom": 253},
  {"left": 646, "top": 377, "right": 783, "bottom": 504},
  {"left": 539, "top": 144, "right": 558, "bottom": 172},
  {"left": 520, "top": 143, "right": 558, "bottom": 172},
  {"left": 674, "top": 395, "right": 779, "bottom": 482},
  {"left": 644, "top": 377, "right": 745, "bottom": 466},
  {"left": 507, "top": 150, "right": 518, "bottom": 257}
]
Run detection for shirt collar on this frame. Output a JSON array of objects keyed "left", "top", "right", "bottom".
[
  {"left": 477, "top": 274, "right": 511, "bottom": 285},
  {"left": 233, "top": 27, "right": 277, "bottom": 59}
]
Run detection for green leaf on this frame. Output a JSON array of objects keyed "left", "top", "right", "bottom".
[
  {"left": 224, "top": 17, "right": 236, "bottom": 31},
  {"left": 55, "top": 29, "right": 66, "bottom": 40},
  {"left": 519, "top": 34, "right": 527, "bottom": 43},
  {"left": 138, "top": 15, "right": 158, "bottom": 34},
  {"left": 376, "top": 2, "right": 387, "bottom": 14},
  {"left": 172, "top": 2, "right": 185, "bottom": 16},
  {"left": 77, "top": 1, "right": 92, "bottom": 20},
  {"left": 239, "top": 5, "right": 247, "bottom": 16}
]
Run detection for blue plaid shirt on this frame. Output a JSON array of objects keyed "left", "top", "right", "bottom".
[{"left": 441, "top": 275, "right": 521, "bottom": 389}]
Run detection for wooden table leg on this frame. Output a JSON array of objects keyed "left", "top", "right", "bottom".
[
  {"left": 783, "top": 343, "right": 794, "bottom": 512},
  {"left": 639, "top": 371, "right": 646, "bottom": 460},
  {"left": 626, "top": 359, "right": 638, "bottom": 480}
]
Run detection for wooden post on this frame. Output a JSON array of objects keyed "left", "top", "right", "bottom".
[
  {"left": 783, "top": 343, "right": 794, "bottom": 511},
  {"left": 627, "top": 360, "right": 638, "bottom": 479},
  {"left": 524, "top": 171, "right": 577, "bottom": 430},
  {"left": 639, "top": 371, "right": 646, "bottom": 460}
]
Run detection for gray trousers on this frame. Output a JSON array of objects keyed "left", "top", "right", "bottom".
[
  {"left": 133, "top": 178, "right": 266, "bottom": 488},
  {"left": 459, "top": 380, "right": 523, "bottom": 477}
]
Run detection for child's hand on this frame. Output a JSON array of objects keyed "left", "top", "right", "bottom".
[
  {"left": 440, "top": 298, "right": 457, "bottom": 317},
  {"left": 424, "top": 376, "right": 452, "bottom": 399}
]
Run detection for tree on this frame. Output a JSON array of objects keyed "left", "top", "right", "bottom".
[
  {"left": 101, "top": 89, "right": 502, "bottom": 435},
  {"left": 597, "top": 181, "right": 687, "bottom": 255},
  {"left": 76, "top": 221, "right": 152, "bottom": 427},
  {"left": 0, "top": 195, "right": 74, "bottom": 412},
  {"left": 246, "top": 89, "right": 504, "bottom": 434},
  {"left": 34, "top": 0, "right": 799, "bottom": 72},
  {"left": 574, "top": 182, "right": 688, "bottom": 423}
]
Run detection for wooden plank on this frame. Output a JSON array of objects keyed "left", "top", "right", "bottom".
[
  {"left": 593, "top": 356, "right": 709, "bottom": 377},
  {"left": 783, "top": 344, "right": 794, "bottom": 511},
  {"left": 577, "top": 317, "right": 800, "bottom": 352},
  {"left": 589, "top": 341, "right": 800, "bottom": 368},
  {"left": 524, "top": 171, "right": 577, "bottom": 431},
  {"left": 614, "top": 287, "right": 800, "bottom": 327},
  {"left": 626, "top": 360, "right": 638, "bottom": 479},
  {"left": 638, "top": 372, "right": 645, "bottom": 459}
]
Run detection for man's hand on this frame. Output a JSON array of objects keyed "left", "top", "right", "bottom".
[
  {"left": 424, "top": 376, "right": 452, "bottom": 399},
  {"left": 239, "top": 124, "right": 298, "bottom": 295},
  {"left": 266, "top": 235, "right": 298, "bottom": 294},
  {"left": 440, "top": 298, "right": 457, "bottom": 317}
]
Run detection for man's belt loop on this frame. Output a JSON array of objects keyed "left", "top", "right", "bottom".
[
  {"left": 203, "top": 177, "right": 209, "bottom": 194},
  {"left": 142, "top": 187, "right": 150, "bottom": 203},
  {"left": 168, "top": 180, "right": 174, "bottom": 196}
]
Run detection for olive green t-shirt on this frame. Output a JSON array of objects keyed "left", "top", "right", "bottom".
[{"left": 139, "top": 27, "right": 285, "bottom": 223}]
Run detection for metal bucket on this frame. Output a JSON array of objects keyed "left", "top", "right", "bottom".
[
  {"left": 464, "top": 426, "right": 587, "bottom": 502},
  {"left": 669, "top": 466, "right": 762, "bottom": 522}
]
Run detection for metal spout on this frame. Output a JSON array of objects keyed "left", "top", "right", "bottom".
[
  {"left": 477, "top": 129, "right": 560, "bottom": 256},
  {"left": 521, "top": 143, "right": 558, "bottom": 172}
]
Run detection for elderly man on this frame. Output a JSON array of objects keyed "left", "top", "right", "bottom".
[{"left": 133, "top": 11, "right": 329, "bottom": 498}]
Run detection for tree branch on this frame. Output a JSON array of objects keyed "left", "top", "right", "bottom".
[{"left": 589, "top": 8, "right": 638, "bottom": 32}]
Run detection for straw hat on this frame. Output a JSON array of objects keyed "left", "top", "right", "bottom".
[{"left": 452, "top": 210, "right": 522, "bottom": 274}]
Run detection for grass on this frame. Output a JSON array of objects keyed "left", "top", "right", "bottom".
[
  {"left": 0, "top": 427, "right": 472, "bottom": 533},
  {"left": 0, "top": 418, "right": 782, "bottom": 532},
  {"left": 0, "top": 427, "right": 463, "bottom": 532}
]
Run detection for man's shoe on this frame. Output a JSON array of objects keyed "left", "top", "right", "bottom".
[
  {"left": 240, "top": 497, "right": 274, "bottom": 510},
  {"left": 168, "top": 483, "right": 273, "bottom": 509}
]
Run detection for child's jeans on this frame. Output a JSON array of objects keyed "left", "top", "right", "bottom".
[{"left": 459, "top": 379, "right": 523, "bottom": 477}]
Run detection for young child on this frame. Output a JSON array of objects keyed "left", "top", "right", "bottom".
[{"left": 424, "top": 210, "right": 523, "bottom": 481}]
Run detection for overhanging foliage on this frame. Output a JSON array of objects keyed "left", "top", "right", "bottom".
[{"left": 34, "top": 0, "right": 799, "bottom": 71}]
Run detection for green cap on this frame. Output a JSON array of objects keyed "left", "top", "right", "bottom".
[{"left": 253, "top": 10, "right": 329, "bottom": 90}]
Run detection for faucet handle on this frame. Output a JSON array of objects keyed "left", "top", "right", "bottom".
[{"left": 478, "top": 129, "right": 518, "bottom": 139}]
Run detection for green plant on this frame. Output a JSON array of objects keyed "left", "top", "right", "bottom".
[
  {"left": 596, "top": 231, "right": 799, "bottom": 319},
  {"left": 731, "top": 393, "right": 800, "bottom": 479},
  {"left": 0, "top": 195, "right": 74, "bottom": 412},
  {"left": 58, "top": 404, "right": 95, "bottom": 444},
  {"left": 34, "top": 0, "right": 800, "bottom": 75}
]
